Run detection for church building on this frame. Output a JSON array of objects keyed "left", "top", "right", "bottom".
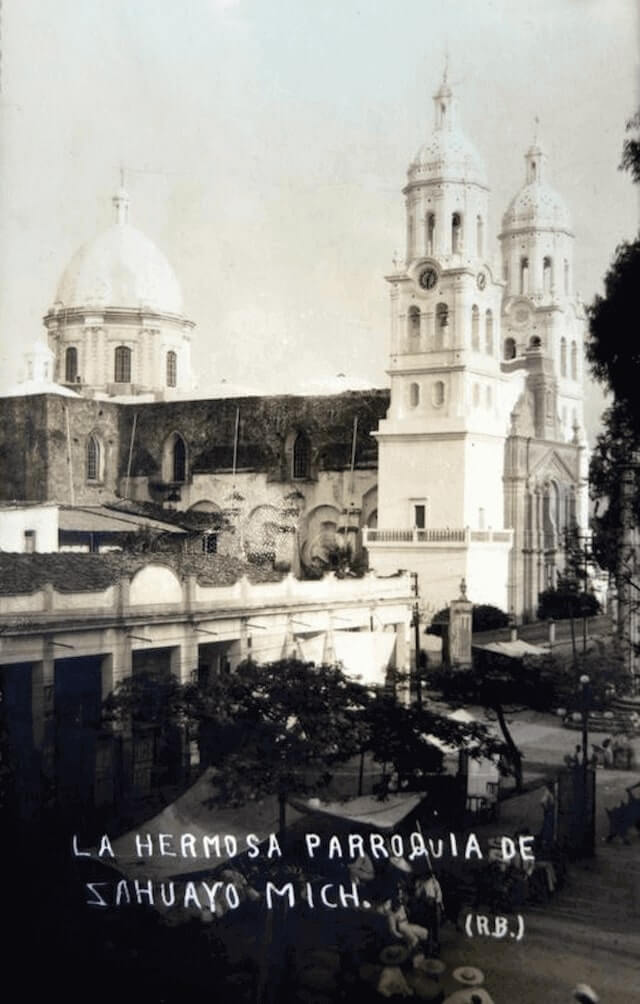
[
  {"left": 365, "top": 73, "right": 588, "bottom": 620},
  {"left": 0, "top": 74, "right": 588, "bottom": 622}
]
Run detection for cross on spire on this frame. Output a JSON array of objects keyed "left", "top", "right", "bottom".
[{"left": 113, "top": 167, "right": 130, "bottom": 225}]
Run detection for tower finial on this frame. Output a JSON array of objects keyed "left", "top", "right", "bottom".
[
  {"left": 533, "top": 115, "right": 540, "bottom": 145},
  {"left": 443, "top": 45, "right": 449, "bottom": 86},
  {"left": 113, "top": 167, "right": 130, "bottom": 225}
]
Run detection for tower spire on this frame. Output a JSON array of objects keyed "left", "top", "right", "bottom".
[
  {"left": 113, "top": 166, "right": 130, "bottom": 225},
  {"left": 433, "top": 58, "right": 455, "bottom": 131}
]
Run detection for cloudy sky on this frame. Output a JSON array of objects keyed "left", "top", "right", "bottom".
[{"left": 0, "top": 0, "right": 638, "bottom": 434}]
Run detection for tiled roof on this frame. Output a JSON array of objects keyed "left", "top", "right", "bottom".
[
  {"left": 58, "top": 506, "right": 186, "bottom": 534},
  {"left": 0, "top": 553, "right": 285, "bottom": 596}
]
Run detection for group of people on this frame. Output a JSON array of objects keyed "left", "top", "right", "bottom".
[
  {"left": 351, "top": 853, "right": 446, "bottom": 957},
  {"left": 565, "top": 735, "right": 635, "bottom": 771}
]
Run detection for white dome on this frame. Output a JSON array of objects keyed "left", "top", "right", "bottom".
[
  {"left": 54, "top": 221, "right": 184, "bottom": 316},
  {"left": 502, "top": 181, "right": 571, "bottom": 232},
  {"left": 502, "top": 145, "right": 572, "bottom": 233},
  {"left": 410, "top": 129, "right": 487, "bottom": 187}
]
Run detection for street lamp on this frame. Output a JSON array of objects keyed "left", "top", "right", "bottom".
[
  {"left": 579, "top": 673, "right": 595, "bottom": 856},
  {"left": 580, "top": 674, "right": 590, "bottom": 766}
]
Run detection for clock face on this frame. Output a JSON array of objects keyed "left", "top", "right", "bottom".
[
  {"left": 477, "top": 271, "right": 487, "bottom": 291},
  {"left": 419, "top": 267, "right": 438, "bottom": 291}
]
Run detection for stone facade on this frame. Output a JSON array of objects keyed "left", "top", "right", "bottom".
[
  {"left": 0, "top": 559, "right": 413, "bottom": 815},
  {"left": 0, "top": 389, "right": 387, "bottom": 571}
]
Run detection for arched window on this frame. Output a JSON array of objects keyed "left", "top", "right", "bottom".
[
  {"left": 163, "top": 432, "right": 187, "bottom": 483},
  {"left": 166, "top": 350, "right": 177, "bottom": 388},
  {"left": 436, "top": 302, "right": 448, "bottom": 328},
  {"left": 564, "top": 259, "right": 570, "bottom": 294},
  {"left": 409, "top": 382, "right": 420, "bottom": 408},
  {"left": 504, "top": 337, "right": 516, "bottom": 361},
  {"left": 472, "top": 383, "right": 480, "bottom": 407},
  {"left": 543, "top": 256, "right": 552, "bottom": 294},
  {"left": 433, "top": 380, "right": 445, "bottom": 407},
  {"left": 560, "top": 338, "right": 567, "bottom": 377},
  {"left": 114, "top": 345, "right": 131, "bottom": 383},
  {"left": 65, "top": 346, "right": 78, "bottom": 383},
  {"left": 86, "top": 435, "right": 101, "bottom": 482},
  {"left": 476, "top": 215, "right": 483, "bottom": 256},
  {"left": 486, "top": 385, "right": 492, "bottom": 408},
  {"left": 408, "top": 217, "right": 414, "bottom": 256},
  {"left": 173, "top": 435, "right": 186, "bottom": 482},
  {"left": 570, "top": 341, "right": 578, "bottom": 380},
  {"left": 293, "top": 432, "right": 311, "bottom": 479},
  {"left": 471, "top": 305, "right": 480, "bottom": 350},
  {"left": 452, "top": 212, "right": 462, "bottom": 253},
  {"left": 485, "top": 309, "right": 494, "bottom": 354},
  {"left": 503, "top": 260, "right": 509, "bottom": 283},
  {"left": 520, "top": 257, "right": 529, "bottom": 295},
  {"left": 408, "top": 306, "right": 420, "bottom": 341},
  {"left": 426, "top": 213, "right": 435, "bottom": 255}
]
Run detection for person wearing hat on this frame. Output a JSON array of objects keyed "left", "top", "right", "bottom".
[{"left": 573, "top": 984, "right": 599, "bottom": 1004}]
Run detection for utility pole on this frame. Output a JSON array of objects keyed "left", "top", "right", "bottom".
[{"left": 411, "top": 572, "right": 422, "bottom": 710}]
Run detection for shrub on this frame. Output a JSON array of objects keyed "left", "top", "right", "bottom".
[
  {"left": 537, "top": 587, "right": 601, "bottom": 621},
  {"left": 426, "top": 603, "right": 509, "bottom": 637},
  {"left": 472, "top": 604, "right": 510, "bottom": 632}
]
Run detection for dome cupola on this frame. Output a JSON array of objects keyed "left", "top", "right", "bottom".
[
  {"left": 44, "top": 183, "right": 194, "bottom": 399},
  {"left": 52, "top": 185, "right": 184, "bottom": 317},
  {"left": 407, "top": 71, "right": 487, "bottom": 189},
  {"left": 502, "top": 142, "right": 572, "bottom": 235}
]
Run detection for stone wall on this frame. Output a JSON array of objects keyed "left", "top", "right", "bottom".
[
  {"left": 44, "top": 395, "right": 123, "bottom": 504},
  {"left": 0, "top": 396, "right": 50, "bottom": 500},
  {"left": 119, "top": 389, "right": 388, "bottom": 485}
]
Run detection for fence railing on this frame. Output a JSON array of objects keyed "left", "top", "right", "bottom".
[{"left": 364, "top": 527, "right": 513, "bottom": 546}]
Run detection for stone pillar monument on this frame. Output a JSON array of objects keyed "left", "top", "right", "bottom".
[{"left": 448, "top": 578, "right": 473, "bottom": 669}]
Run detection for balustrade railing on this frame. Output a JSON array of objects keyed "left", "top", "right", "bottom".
[{"left": 364, "top": 527, "right": 513, "bottom": 546}]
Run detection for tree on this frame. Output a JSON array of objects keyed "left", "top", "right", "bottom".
[
  {"left": 585, "top": 109, "right": 640, "bottom": 683},
  {"left": 431, "top": 652, "right": 549, "bottom": 792},
  {"left": 103, "top": 669, "right": 189, "bottom": 790},
  {"left": 586, "top": 110, "right": 640, "bottom": 428},
  {"left": 363, "top": 689, "right": 504, "bottom": 795},
  {"left": 184, "top": 658, "right": 372, "bottom": 836},
  {"left": 537, "top": 647, "right": 628, "bottom": 714}
]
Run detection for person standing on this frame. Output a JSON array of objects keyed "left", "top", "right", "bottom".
[
  {"left": 413, "top": 869, "right": 444, "bottom": 954},
  {"left": 539, "top": 782, "right": 556, "bottom": 849}
]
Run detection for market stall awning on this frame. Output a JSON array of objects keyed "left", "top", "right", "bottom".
[
  {"left": 423, "top": 707, "right": 494, "bottom": 755},
  {"left": 288, "top": 792, "right": 424, "bottom": 830},
  {"left": 108, "top": 767, "right": 303, "bottom": 882},
  {"left": 473, "top": 639, "right": 548, "bottom": 658}
]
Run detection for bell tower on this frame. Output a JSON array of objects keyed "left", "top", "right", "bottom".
[{"left": 366, "top": 75, "right": 513, "bottom": 614}]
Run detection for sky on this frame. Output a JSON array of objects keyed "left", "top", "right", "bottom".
[{"left": 0, "top": 0, "right": 638, "bottom": 437}]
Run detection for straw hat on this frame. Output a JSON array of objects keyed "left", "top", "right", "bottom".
[
  {"left": 452, "top": 966, "right": 484, "bottom": 986},
  {"left": 380, "top": 944, "right": 410, "bottom": 965},
  {"left": 573, "top": 985, "right": 599, "bottom": 1004}
]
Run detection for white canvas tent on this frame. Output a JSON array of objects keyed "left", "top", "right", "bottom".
[
  {"left": 297, "top": 629, "right": 397, "bottom": 686},
  {"left": 108, "top": 767, "right": 303, "bottom": 883},
  {"left": 288, "top": 792, "right": 424, "bottom": 831}
]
